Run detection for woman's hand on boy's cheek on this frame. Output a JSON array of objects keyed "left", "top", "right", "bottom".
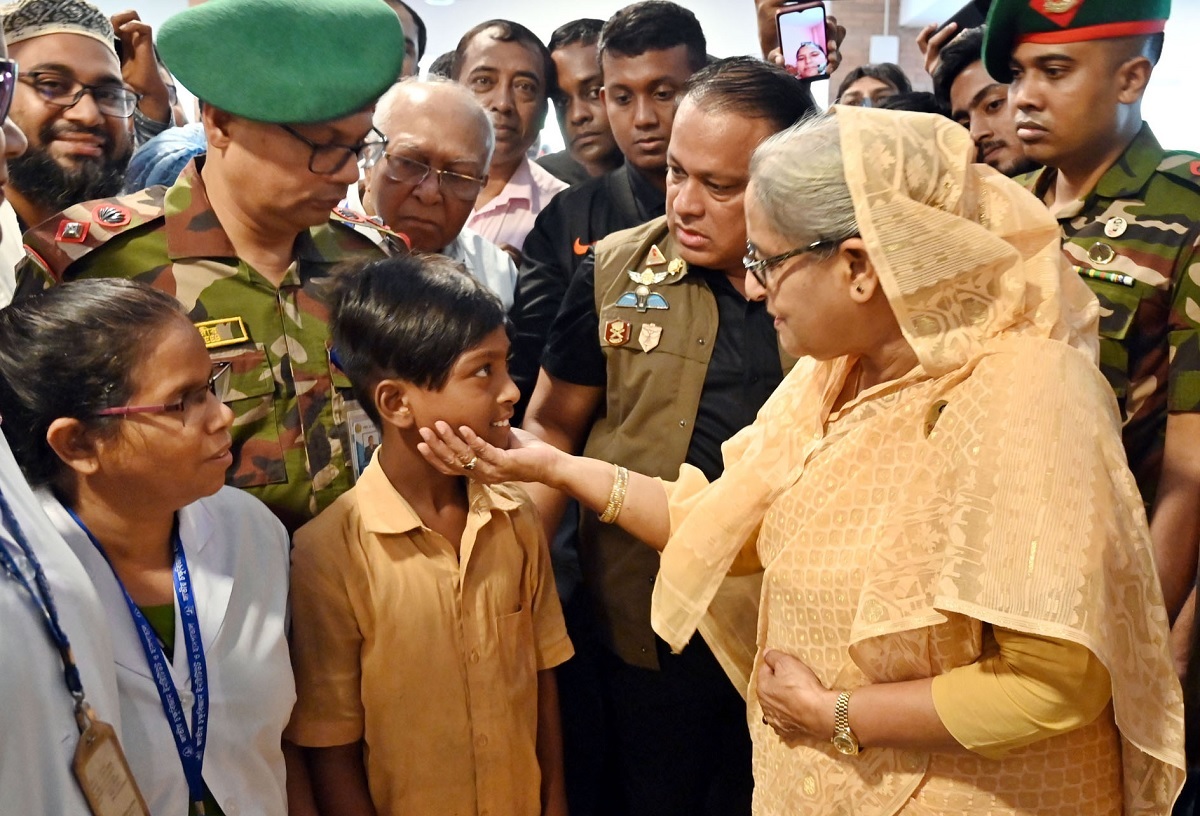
[{"left": 417, "top": 422, "right": 559, "bottom": 485}]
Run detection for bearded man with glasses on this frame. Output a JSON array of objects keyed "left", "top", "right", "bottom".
[
  {"left": 15, "top": 0, "right": 409, "bottom": 534},
  {"left": 1, "top": 0, "right": 179, "bottom": 232},
  {"left": 361, "top": 79, "right": 519, "bottom": 310}
]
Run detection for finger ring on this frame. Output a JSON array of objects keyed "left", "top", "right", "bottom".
[{"left": 462, "top": 456, "right": 478, "bottom": 471}]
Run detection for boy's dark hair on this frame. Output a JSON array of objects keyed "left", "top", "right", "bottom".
[
  {"left": 0, "top": 279, "right": 184, "bottom": 486},
  {"left": 391, "top": 0, "right": 427, "bottom": 59},
  {"left": 598, "top": 1, "right": 707, "bottom": 74},
  {"left": 332, "top": 255, "right": 508, "bottom": 426},
  {"left": 427, "top": 50, "right": 455, "bottom": 79},
  {"left": 878, "top": 91, "right": 951, "bottom": 117},
  {"left": 548, "top": 18, "right": 605, "bottom": 55},
  {"left": 681, "top": 56, "right": 817, "bottom": 132},
  {"left": 451, "top": 19, "right": 557, "bottom": 99},
  {"left": 835, "top": 62, "right": 912, "bottom": 102},
  {"left": 932, "top": 26, "right": 986, "bottom": 105}
]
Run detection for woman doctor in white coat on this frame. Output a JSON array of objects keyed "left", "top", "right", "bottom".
[{"left": 0, "top": 279, "right": 293, "bottom": 816}]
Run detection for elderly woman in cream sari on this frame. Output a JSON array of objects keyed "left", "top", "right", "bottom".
[{"left": 418, "top": 106, "right": 1184, "bottom": 814}]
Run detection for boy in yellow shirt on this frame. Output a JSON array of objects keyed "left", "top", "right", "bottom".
[{"left": 284, "top": 254, "right": 573, "bottom": 816}]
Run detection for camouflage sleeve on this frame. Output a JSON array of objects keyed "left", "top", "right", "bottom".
[{"left": 1168, "top": 227, "right": 1200, "bottom": 412}]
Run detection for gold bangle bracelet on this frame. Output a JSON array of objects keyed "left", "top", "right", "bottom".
[{"left": 598, "top": 464, "right": 629, "bottom": 524}]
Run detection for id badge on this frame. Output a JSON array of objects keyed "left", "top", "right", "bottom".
[
  {"left": 72, "top": 714, "right": 150, "bottom": 816},
  {"left": 345, "top": 401, "right": 380, "bottom": 481}
]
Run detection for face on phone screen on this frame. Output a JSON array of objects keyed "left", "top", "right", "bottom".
[{"left": 779, "top": 4, "right": 828, "bottom": 80}]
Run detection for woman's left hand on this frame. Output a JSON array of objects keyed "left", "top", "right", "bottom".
[{"left": 757, "top": 649, "right": 836, "bottom": 741}]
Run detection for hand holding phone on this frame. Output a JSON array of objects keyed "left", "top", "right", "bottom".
[{"left": 777, "top": 2, "right": 830, "bottom": 81}]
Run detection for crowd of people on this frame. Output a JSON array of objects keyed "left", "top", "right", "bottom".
[{"left": 0, "top": 0, "right": 1196, "bottom": 814}]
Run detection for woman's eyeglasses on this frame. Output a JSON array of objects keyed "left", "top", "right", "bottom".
[
  {"left": 96, "top": 362, "right": 232, "bottom": 421},
  {"left": 743, "top": 237, "right": 846, "bottom": 289}
]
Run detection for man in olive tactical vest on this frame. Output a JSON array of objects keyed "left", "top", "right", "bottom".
[{"left": 526, "top": 57, "right": 815, "bottom": 816}]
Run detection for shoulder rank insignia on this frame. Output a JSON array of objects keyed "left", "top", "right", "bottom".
[
  {"left": 195, "top": 317, "right": 250, "bottom": 349},
  {"left": 617, "top": 285, "right": 669, "bottom": 312},
  {"left": 604, "top": 319, "right": 632, "bottom": 346},
  {"left": 91, "top": 203, "right": 132, "bottom": 227},
  {"left": 55, "top": 220, "right": 89, "bottom": 243},
  {"left": 646, "top": 244, "right": 667, "bottom": 266},
  {"left": 329, "top": 206, "right": 413, "bottom": 251},
  {"left": 334, "top": 206, "right": 367, "bottom": 224}
]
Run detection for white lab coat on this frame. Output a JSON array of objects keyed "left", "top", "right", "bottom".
[
  {"left": 0, "top": 434, "right": 122, "bottom": 815},
  {"left": 43, "top": 486, "right": 294, "bottom": 816}
]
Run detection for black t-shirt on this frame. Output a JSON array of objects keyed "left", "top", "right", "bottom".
[
  {"left": 510, "top": 165, "right": 664, "bottom": 422},
  {"left": 542, "top": 257, "right": 782, "bottom": 481}
]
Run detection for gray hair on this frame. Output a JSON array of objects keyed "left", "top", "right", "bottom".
[
  {"left": 373, "top": 77, "right": 495, "bottom": 167},
  {"left": 749, "top": 112, "right": 858, "bottom": 248}
]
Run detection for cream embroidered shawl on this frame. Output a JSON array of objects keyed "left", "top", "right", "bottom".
[{"left": 649, "top": 106, "right": 1184, "bottom": 814}]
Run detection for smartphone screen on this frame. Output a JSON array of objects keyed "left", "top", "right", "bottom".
[{"left": 778, "top": 2, "right": 829, "bottom": 81}]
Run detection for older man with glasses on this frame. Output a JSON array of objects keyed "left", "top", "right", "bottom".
[
  {"left": 361, "top": 79, "right": 518, "bottom": 309},
  {"left": 15, "top": 0, "right": 409, "bottom": 534}
]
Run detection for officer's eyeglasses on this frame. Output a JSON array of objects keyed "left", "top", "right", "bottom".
[
  {"left": 0, "top": 60, "right": 17, "bottom": 121},
  {"left": 20, "top": 70, "right": 140, "bottom": 118},
  {"left": 381, "top": 153, "right": 486, "bottom": 201},
  {"left": 278, "top": 124, "right": 387, "bottom": 175},
  {"left": 96, "top": 362, "right": 232, "bottom": 422}
]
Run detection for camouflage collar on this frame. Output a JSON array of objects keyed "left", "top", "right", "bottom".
[
  {"left": 163, "top": 158, "right": 333, "bottom": 266},
  {"left": 1093, "top": 123, "right": 1162, "bottom": 201},
  {"left": 164, "top": 159, "right": 240, "bottom": 261},
  {"left": 1030, "top": 123, "right": 1162, "bottom": 207}
]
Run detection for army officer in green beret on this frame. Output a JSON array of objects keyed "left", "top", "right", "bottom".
[{"left": 15, "top": 0, "right": 410, "bottom": 533}]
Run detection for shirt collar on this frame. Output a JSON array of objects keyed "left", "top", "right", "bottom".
[
  {"left": 1094, "top": 123, "right": 1162, "bottom": 200},
  {"left": 1030, "top": 123, "right": 1163, "bottom": 210},
  {"left": 163, "top": 157, "right": 334, "bottom": 271},
  {"left": 355, "top": 452, "right": 524, "bottom": 537},
  {"left": 624, "top": 163, "right": 667, "bottom": 221},
  {"left": 475, "top": 157, "right": 536, "bottom": 216},
  {"left": 164, "top": 158, "right": 240, "bottom": 260}
]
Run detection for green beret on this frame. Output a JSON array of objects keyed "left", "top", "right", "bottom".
[
  {"left": 157, "top": 0, "right": 405, "bottom": 124},
  {"left": 983, "top": 0, "right": 1170, "bottom": 82}
]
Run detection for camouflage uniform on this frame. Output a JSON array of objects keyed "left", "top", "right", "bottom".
[
  {"left": 17, "top": 160, "right": 404, "bottom": 531},
  {"left": 1024, "top": 125, "right": 1200, "bottom": 507}
]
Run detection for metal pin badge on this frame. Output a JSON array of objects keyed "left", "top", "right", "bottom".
[{"left": 1087, "top": 242, "right": 1116, "bottom": 265}]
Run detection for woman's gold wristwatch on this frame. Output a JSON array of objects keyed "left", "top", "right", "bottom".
[{"left": 831, "top": 690, "right": 861, "bottom": 755}]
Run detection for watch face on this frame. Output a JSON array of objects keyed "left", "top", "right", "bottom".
[{"left": 832, "top": 732, "right": 860, "bottom": 756}]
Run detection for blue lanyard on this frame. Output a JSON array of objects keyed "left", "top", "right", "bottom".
[
  {"left": 0, "top": 486, "right": 87, "bottom": 708},
  {"left": 67, "top": 508, "right": 209, "bottom": 813}
]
